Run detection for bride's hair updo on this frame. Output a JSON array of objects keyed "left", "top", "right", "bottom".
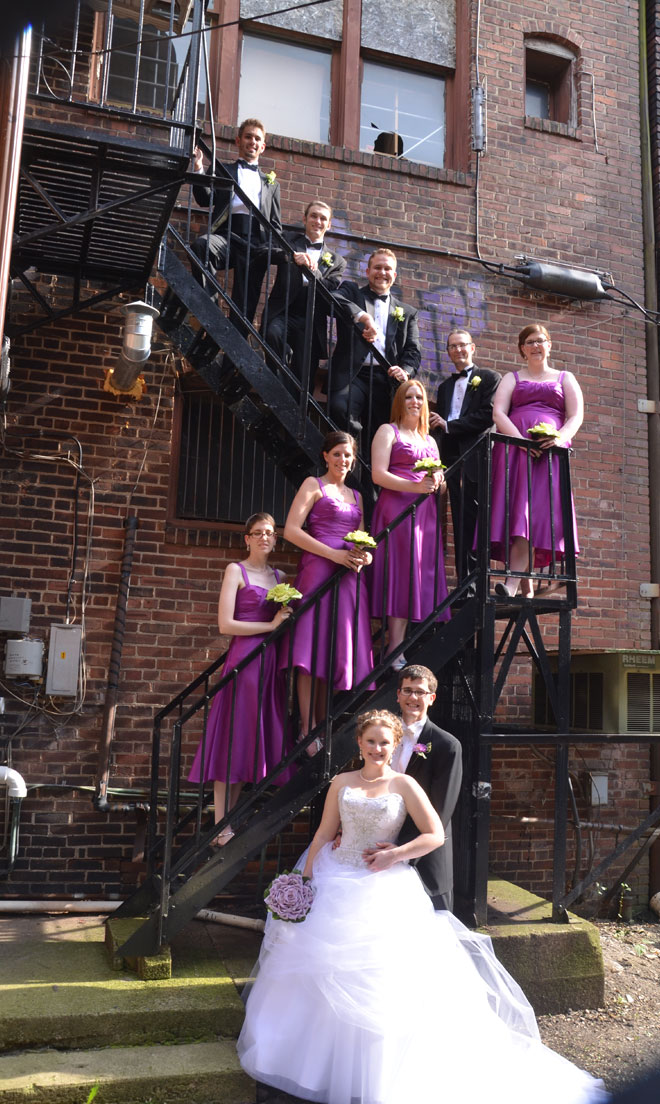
[{"left": 355, "top": 709, "right": 403, "bottom": 746}]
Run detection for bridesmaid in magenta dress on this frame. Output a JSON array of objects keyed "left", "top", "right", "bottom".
[
  {"left": 283, "top": 431, "right": 374, "bottom": 747},
  {"left": 490, "top": 323, "right": 584, "bottom": 597},
  {"left": 370, "top": 380, "right": 450, "bottom": 668},
  {"left": 188, "top": 513, "right": 293, "bottom": 846}
]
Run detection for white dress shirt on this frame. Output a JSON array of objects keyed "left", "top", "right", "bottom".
[
  {"left": 232, "top": 162, "right": 262, "bottom": 214},
  {"left": 448, "top": 369, "right": 472, "bottom": 422},
  {"left": 391, "top": 717, "right": 427, "bottom": 774}
]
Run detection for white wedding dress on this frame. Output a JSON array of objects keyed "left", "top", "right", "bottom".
[{"left": 238, "top": 786, "right": 609, "bottom": 1104}]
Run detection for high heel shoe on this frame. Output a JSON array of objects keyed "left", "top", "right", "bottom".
[
  {"left": 298, "top": 732, "right": 323, "bottom": 757},
  {"left": 210, "top": 826, "right": 235, "bottom": 848}
]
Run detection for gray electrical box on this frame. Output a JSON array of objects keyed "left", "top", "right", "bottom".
[
  {"left": 45, "top": 624, "right": 82, "bottom": 697},
  {"left": 0, "top": 597, "right": 32, "bottom": 633}
]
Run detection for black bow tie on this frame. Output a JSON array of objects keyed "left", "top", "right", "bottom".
[
  {"left": 454, "top": 369, "right": 470, "bottom": 379},
  {"left": 367, "top": 290, "right": 389, "bottom": 303},
  {"left": 305, "top": 240, "right": 323, "bottom": 249},
  {"left": 238, "top": 159, "right": 259, "bottom": 171}
]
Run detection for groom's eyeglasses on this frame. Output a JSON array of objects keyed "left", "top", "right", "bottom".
[{"left": 399, "top": 688, "right": 431, "bottom": 697}]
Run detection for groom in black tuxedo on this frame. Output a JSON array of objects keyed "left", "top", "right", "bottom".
[
  {"left": 328, "top": 248, "right": 421, "bottom": 441},
  {"left": 391, "top": 664, "right": 463, "bottom": 911},
  {"left": 191, "top": 118, "right": 282, "bottom": 326},
  {"left": 263, "top": 200, "right": 345, "bottom": 388},
  {"left": 430, "top": 330, "right": 500, "bottom": 585}
]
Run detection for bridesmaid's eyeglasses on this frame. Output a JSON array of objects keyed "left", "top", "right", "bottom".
[
  {"left": 248, "top": 530, "right": 275, "bottom": 539},
  {"left": 523, "top": 338, "right": 549, "bottom": 346}
]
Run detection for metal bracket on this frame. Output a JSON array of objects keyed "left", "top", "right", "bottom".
[
  {"left": 638, "top": 398, "right": 658, "bottom": 414},
  {"left": 640, "top": 582, "right": 660, "bottom": 598}
]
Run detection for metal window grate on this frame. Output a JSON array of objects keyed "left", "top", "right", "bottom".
[{"left": 176, "top": 390, "right": 296, "bottom": 525}]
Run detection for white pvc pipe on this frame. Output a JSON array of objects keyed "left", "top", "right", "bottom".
[
  {"left": 0, "top": 765, "right": 27, "bottom": 799},
  {"left": 195, "top": 907, "right": 265, "bottom": 932},
  {"left": 0, "top": 899, "right": 265, "bottom": 931},
  {"left": 0, "top": 899, "right": 121, "bottom": 913}
]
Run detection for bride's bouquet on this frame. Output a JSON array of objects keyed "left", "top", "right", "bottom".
[
  {"left": 264, "top": 870, "right": 315, "bottom": 923},
  {"left": 344, "top": 529, "right": 377, "bottom": 550},
  {"left": 266, "top": 582, "right": 303, "bottom": 609}
]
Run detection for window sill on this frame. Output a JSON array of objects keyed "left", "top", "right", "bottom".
[
  {"left": 524, "top": 116, "right": 581, "bottom": 141},
  {"left": 213, "top": 124, "right": 472, "bottom": 187}
]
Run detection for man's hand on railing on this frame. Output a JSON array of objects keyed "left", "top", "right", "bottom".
[
  {"left": 388, "top": 364, "right": 410, "bottom": 383},
  {"left": 429, "top": 411, "right": 447, "bottom": 433},
  {"left": 192, "top": 146, "right": 205, "bottom": 173},
  {"left": 292, "top": 251, "right": 318, "bottom": 272}
]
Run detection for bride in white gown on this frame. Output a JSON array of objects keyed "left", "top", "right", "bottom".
[{"left": 238, "top": 710, "right": 609, "bottom": 1104}]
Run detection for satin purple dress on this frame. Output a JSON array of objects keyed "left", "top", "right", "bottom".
[
  {"left": 490, "top": 372, "right": 579, "bottom": 567},
  {"left": 285, "top": 480, "right": 374, "bottom": 689},
  {"left": 369, "top": 424, "right": 450, "bottom": 622},
  {"left": 188, "top": 565, "right": 293, "bottom": 786}
]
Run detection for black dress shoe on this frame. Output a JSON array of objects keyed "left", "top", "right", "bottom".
[{"left": 494, "top": 582, "right": 513, "bottom": 599}]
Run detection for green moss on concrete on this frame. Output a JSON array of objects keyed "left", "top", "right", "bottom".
[
  {"left": 0, "top": 1040, "right": 253, "bottom": 1104},
  {"left": 484, "top": 879, "right": 605, "bottom": 1015},
  {"left": 0, "top": 918, "right": 245, "bottom": 1051}
]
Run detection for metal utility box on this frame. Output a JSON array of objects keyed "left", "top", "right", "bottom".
[{"left": 45, "top": 624, "right": 82, "bottom": 697}]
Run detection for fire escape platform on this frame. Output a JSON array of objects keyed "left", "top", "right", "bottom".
[{"left": 9, "top": 118, "right": 189, "bottom": 334}]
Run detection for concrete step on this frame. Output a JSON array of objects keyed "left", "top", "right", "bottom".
[
  {"left": 0, "top": 913, "right": 261, "bottom": 1051},
  {"left": 0, "top": 1039, "right": 253, "bottom": 1104}
]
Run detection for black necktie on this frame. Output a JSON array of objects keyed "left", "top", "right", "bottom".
[{"left": 238, "top": 159, "right": 259, "bottom": 171}]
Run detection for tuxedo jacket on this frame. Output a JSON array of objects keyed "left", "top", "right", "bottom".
[
  {"left": 398, "top": 717, "right": 463, "bottom": 899},
  {"left": 193, "top": 160, "right": 282, "bottom": 238},
  {"left": 266, "top": 231, "right": 346, "bottom": 348},
  {"left": 332, "top": 281, "right": 421, "bottom": 382},
  {"left": 435, "top": 364, "right": 500, "bottom": 479}
]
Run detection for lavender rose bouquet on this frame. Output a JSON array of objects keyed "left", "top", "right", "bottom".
[{"left": 264, "top": 870, "right": 315, "bottom": 923}]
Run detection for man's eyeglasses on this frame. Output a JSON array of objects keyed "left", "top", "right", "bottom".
[
  {"left": 399, "top": 687, "right": 431, "bottom": 697},
  {"left": 448, "top": 342, "right": 472, "bottom": 351}
]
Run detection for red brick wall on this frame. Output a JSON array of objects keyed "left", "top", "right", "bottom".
[{"left": 1, "top": 0, "right": 653, "bottom": 904}]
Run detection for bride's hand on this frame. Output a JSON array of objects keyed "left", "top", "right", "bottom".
[{"left": 362, "top": 841, "right": 398, "bottom": 871}]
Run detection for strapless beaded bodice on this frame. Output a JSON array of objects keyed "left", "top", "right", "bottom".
[{"left": 333, "top": 786, "right": 407, "bottom": 869}]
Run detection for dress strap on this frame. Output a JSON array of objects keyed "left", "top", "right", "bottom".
[
  {"left": 514, "top": 371, "right": 520, "bottom": 383},
  {"left": 558, "top": 371, "right": 565, "bottom": 387},
  {"left": 352, "top": 488, "right": 359, "bottom": 506},
  {"left": 317, "top": 477, "right": 326, "bottom": 496},
  {"left": 391, "top": 422, "right": 401, "bottom": 441},
  {"left": 239, "top": 563, "right": 250, "bottom": 586},
  {"left": 274, "top": 567, "right": 282, "bottom": 583}
]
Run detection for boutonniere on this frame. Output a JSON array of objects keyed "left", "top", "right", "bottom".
[
  {"left": 469, "top": 375, "right": 481, "bottom": 389},
  {"left": 321, "top": 251, "right": 333, "bottom": 266},
  {"left": 264, "top": 170, "right": 277, "bottom": 185},
  {"left": 391, "top": 306, "right": 405, "bottom": 323},
  {"left": 413, "top": 742, "right": 432, "bottom": 759}
]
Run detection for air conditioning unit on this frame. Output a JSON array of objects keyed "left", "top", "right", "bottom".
[{"left": 532, "top": 650, "right": 660, "bottom": 734}]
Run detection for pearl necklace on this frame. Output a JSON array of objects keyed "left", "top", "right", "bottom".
[{"left": 359, "top": 769, "right": 386, "bottom": 783}]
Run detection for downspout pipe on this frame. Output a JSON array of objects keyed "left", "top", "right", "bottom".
[
  {"left": 0, "top": 25, "right": 31, "bottom": 348},
  {"left": 638, "top": 0, "right": 660, "bottom": 894},
  {"left": 0, "top": 766, "right": 27, "bottom": 877},
  {"left": 94, "top": 514, "right": 139, "bottom": 812}
]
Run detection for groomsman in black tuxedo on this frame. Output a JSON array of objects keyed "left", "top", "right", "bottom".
[
  {"left": 430, "top": 330, "right": 500, "bottom": 586},
  {"left": 191, "top": 118, "right": 282, "bottom": 326},
  {"left": 388, "top": 664, "right": 463, "bottom": 911},
  {"left": 263, "top": 200, "right": 345, "bottom": 389},
  {"left": 329, "top": 248, "right": 421, "bottom": 441}
]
